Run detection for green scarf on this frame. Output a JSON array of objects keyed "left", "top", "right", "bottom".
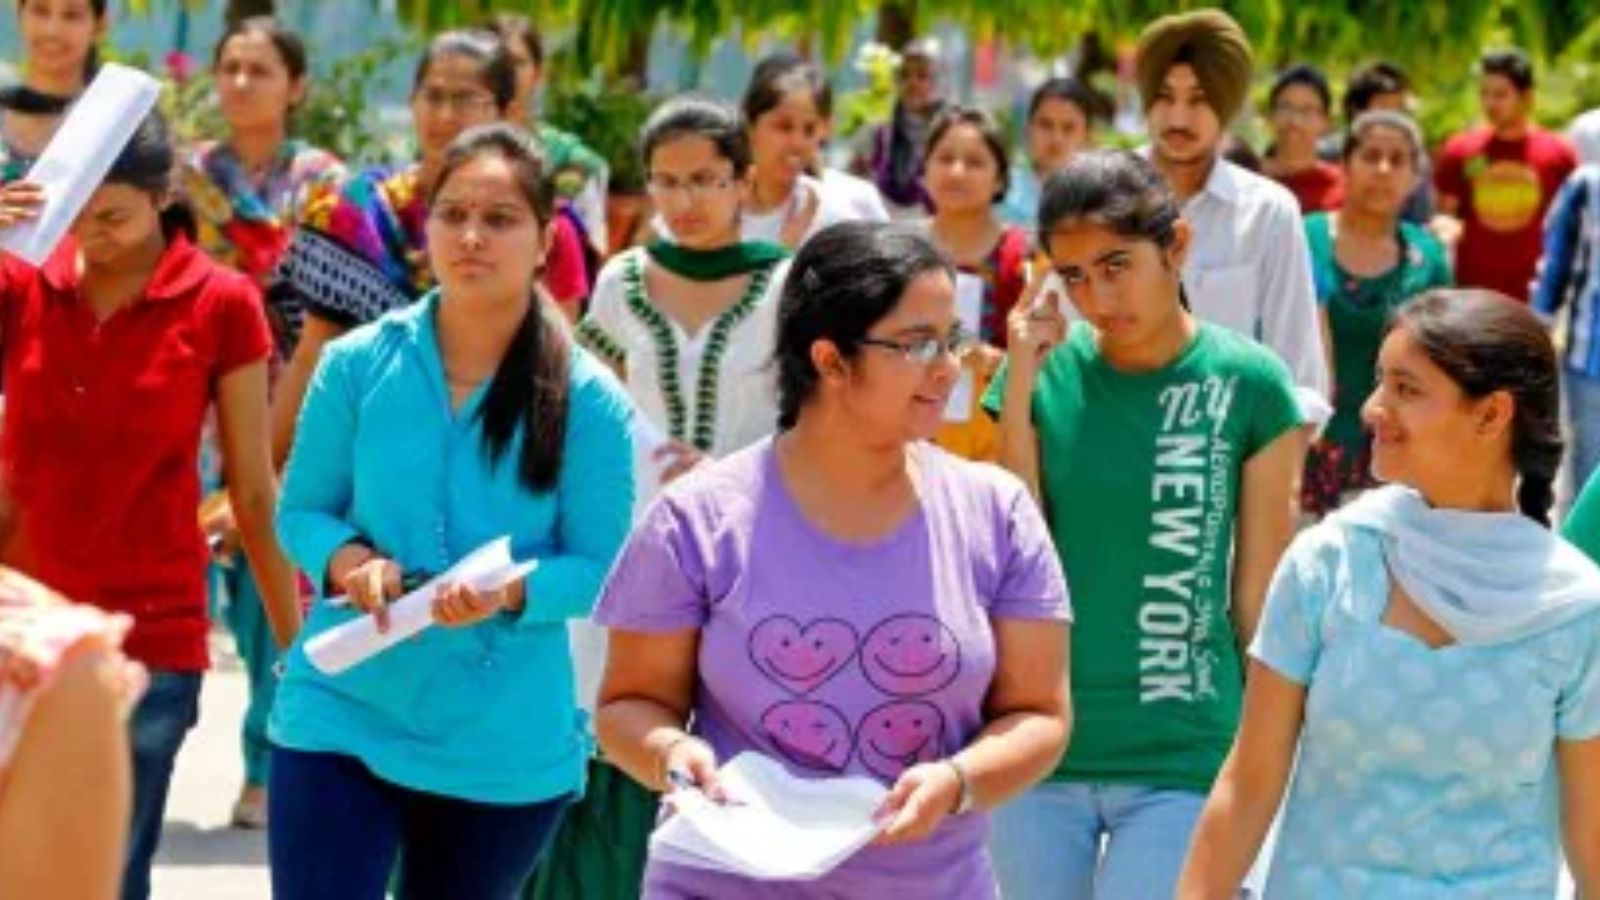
[{"left": 645, "top": 239, "right": 787, "bottom": 282}]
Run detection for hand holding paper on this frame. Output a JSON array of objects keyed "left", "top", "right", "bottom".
[
  {"left": 0, "top": 182, "right": 45, "bottom": 230},
  {"left": 0, "top": 64, "right": 162, "bottom": 266},
  {"left": 650, "top": 752, "right": 888, "bottom": 881},
  {"left": 305, "top": 537, "right": 536, "bottom": 675},
  {"left": 1007, "top": 266, "right": 1069, "bottom": 370}
]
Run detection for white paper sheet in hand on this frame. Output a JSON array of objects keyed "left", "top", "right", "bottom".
[
  {"left": 650, "top": 752, "right": 888, "bottom": 881},
  {"left": 0, "top": 64, "right": 161, "bottom": 266},
  {"left": 305, "top": 536, "right": 537, "bottom": 675},
  {"left": 944, "top": 272, "right": 985, "bottom": 423}
]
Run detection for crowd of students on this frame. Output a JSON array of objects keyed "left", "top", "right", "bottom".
[{"left": 1, "top": 2, "right": 1600, "bottom": 899}]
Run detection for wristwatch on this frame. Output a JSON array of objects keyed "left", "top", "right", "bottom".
[{"left": 946, "top": 756, "right": 975, "bottom": 815}]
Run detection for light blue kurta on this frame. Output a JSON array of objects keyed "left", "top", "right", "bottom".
[
  {"left": 272, "top": 291, "right": 635, "bottom": 804},
  {"left": 1253, "top": 521, "right": 1600, "bottom": 898}
]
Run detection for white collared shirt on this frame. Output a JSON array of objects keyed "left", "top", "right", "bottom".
[{"left": 1179, "top": 158, "right": 1331, "bottom": 424}]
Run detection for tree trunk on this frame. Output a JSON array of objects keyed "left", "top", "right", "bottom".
[
  {"left": 876, "top": 1, "right": 918, "bottom": 50},
  {"left": 225, "top": 0, "right": 277, "bottom": 28}
]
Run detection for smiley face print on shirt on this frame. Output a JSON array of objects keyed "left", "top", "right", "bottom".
[{"left": 749, "top": 613, "right": 965, "bottom": 780}]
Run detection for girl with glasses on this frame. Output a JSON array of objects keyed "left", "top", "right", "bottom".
[
  {"left": 595, "top": 220, "right": 1072, "bottom": 898},
  {"left": 578, "top": 97, "right": 790, "bottom": 495}
]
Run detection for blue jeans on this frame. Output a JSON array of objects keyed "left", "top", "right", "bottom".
[
  {"left": 123, "top": 670, "right": 203, "bottom": 900},
  {"left": 1567, "top": 371, "right": 1600, "bottom": 497},
  {"left": 989, "top": 781, "right": 1206, "bottom": 900},
  {"left": 269, "top": 747, "right": 571, "bottom": 900}
]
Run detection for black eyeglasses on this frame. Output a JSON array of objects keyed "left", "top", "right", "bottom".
[{"left": 858, "top": 329, "right": 977, "bottom": 366}]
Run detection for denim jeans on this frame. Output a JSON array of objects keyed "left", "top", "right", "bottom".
[
  {"left": 989, "top": 781, "right": 1206, "bottom": 900},
  {"left": 122, "top": 670, "right": 203, "bottom": 900},
  {"left": 269, "top": 747, "right": 571, "bottom": 900},
  {"left": 1567, "top": 371, "right": 1600, "bottom": 498}
]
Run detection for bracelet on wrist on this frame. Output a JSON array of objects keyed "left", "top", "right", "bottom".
[{"left": 945, "top": 756, "right": 975, "bottom": 815}]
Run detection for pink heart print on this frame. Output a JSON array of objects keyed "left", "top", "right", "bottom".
[
  {"left": 860, "top": 614, "right": 961, "bottom": 697},
  {"left": 748, "top": 616, "right": 859, "bottom": 695},
  {"left": 760, "top": 700, "right": 854, "bottom": 772},
  {"left": 856, "top": 699, "right": 946, "bottom": 781}
]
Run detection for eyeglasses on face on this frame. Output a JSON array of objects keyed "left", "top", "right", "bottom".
[
  {"left": 416, "top": 88, "right": 497, "bottom": 115},
  {"left": 646, "top": 173, "right": 737, "bottom": 201},
  {"left": 857, "top": 328, "right": 977, "bottom": 366}
]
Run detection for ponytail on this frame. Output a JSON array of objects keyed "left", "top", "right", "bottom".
[
  {"left": 478, "top": 292, "right": 571, "bottom": 493},
  {"left": 1517, "top": 473, "right": 1556, "bottom": 527}
]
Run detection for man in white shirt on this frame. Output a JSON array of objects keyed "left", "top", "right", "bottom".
[{"left": 1133, "top": 10, "right": 1330, "bottom": 424}]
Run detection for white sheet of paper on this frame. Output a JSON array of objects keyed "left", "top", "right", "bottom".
[
  {"left": 649, "top": 752, "right": 888, "bottom": 881},
  {"left": 0, "top": 64, "right": 161, "bottom": 266},
  {"left": 942, "top": 272, "right": 985, "bottom": 423},
  {"left": 305, "top": 537, "right": 537, "bottom": 675}
]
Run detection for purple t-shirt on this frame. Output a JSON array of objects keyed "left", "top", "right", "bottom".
[{"left": 595, "top": 438, "right": 1071, "bottom": 898}]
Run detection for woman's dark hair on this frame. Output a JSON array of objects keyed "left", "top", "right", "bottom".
[
  {"left": 1343, "top": 109, "right": 1424, "bottom": 168},
  {"left": 1221, "top": 132, "right": 1263, "bottom": 173},
  {"left": 1392, "top": 290, "right": 1562, "bottom": 526},
  {"left": 1038, "top": 149, "right": 1180, "bottom": 250},
  {"left": 1480, "top": 48, "right": 1535, "bottom": 92},
  {"left": 5, "top": 0, "right": 107, "bottom": 114},
  {"left": 1027, "top": 76, "right": 1101, "bottom": 125},
  {"left": 742, "top": 53, "right": 829, "bottom": 130},
  {"left": 411, "top": 28, "right": 516, "bottom": 114},
  {"left": 1038, "top": 150, "right": 1188, "bottom": 309},
  {"left": 640, "top": 96, "right": 752, "bottom": 179},
  {"left": 921, "top": 105, "right": 1010, "bottom": 203},
  {"left": 102, "top": 110, "right": 198, "bottom": 237},
  {"left": 105, "top": 110, "right": 176, "bottom": 193},
  {"left": 213, "top": 17, "right": 308, "bottom": 82},
  {"left": 425, "top": 124, "right": 570, "bottom": 493},
  {"left": 1269, "top": 63, "right": 1332, "bottom": 114},
  {"left": 1343, "top": 60, "right": 1410, "bottom": 122},
  {"left": 486, "top": 13, "right": 543, "bottom": 70},
  {"left": 772, "top": 222, "right": 954, "bottom": 429}
]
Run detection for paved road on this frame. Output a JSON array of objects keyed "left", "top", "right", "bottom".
[{"left": 151, "top": 634, "right": 269, "bottom": 900}]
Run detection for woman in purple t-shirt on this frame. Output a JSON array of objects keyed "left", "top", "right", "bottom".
[{"left": 594, "top": 221, "right": 1074, "bottom": 898}]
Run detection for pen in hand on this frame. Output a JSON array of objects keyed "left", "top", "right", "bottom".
[{"left": 667, "top": 769, "right": 747, "bottom": 807}]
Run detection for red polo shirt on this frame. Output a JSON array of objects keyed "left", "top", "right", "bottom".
[{"left": 0, "top": 234, "right": 272, "bottom": 670}]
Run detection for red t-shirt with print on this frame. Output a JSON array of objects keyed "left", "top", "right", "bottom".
[
  {"left": 1435, "top": 125, "right": 1577, "bottom": 302},
  {"left": 0, "top": 234, "right": 272, "bottom": 670}
]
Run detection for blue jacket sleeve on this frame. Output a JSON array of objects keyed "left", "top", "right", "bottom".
[
  {"left": 508, "top": 360, "right": 636, "bottom": 627},
  {"left": 1533, "top": 171, "right": 1589, "bottom": 319},
  {"left": 276, "top": 339, "right": 364, "bottom": 593}
]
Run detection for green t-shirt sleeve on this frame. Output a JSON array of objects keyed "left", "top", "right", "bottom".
[
  {"left": 1242, "top": 349, "right": 1305, "bottom": 458},
  {"left": 1562, "top": 470, "right": 1600, "bottom": 565},
  {"left": 981, "top": 358, "right": 1010, "bottom": 420}
]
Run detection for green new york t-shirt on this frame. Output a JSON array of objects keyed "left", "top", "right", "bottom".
[{"left": 984, "top": 323, "right": 1302, "bottom": 792}]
